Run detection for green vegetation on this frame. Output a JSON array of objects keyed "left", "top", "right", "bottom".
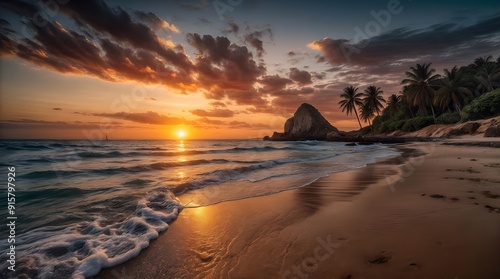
[
  {"left": 460, "top": 89, "right": 500, "bottom": 122},
  {"left": 339, "top": 55, "right": 500, "bottom": 133},
  {"left": 436, "top": 112, "right": 461, "bottom": 124}
]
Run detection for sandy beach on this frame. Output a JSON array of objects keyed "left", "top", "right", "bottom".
[{"left": 98, "top": 142, "right": 500, "bottom": 279}]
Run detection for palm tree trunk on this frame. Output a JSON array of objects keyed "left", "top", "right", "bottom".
[
  {"left": 430, "top": 105, "right": 436, "bottom": 122},
  {"left": 354, "top": 110, "right": 363, "bottom": 129}
]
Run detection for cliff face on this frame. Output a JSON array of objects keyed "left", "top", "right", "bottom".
[{"left": 267, "top": 103, "right": 338, "bottom": 140}]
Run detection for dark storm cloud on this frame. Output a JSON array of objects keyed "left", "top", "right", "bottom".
[{"left": 310, "top": 13, "right": 500, "bottom": 66}]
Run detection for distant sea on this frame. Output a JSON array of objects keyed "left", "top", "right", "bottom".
[{"left": 0, "top": 139, "right": 397, "bottom": 278}]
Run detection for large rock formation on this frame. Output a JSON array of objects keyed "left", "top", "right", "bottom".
[{"left": 266, "top": 103, "right": 338, "bottom": 140}]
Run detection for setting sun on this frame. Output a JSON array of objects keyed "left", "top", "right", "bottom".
[{"left": 176, "top": 130, "right": 186, "bottom": 138}]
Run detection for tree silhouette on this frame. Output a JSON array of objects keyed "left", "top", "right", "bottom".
[
  {"left": 476, "top": 63, "right": 500, "bottom": 94},
  {"left": 338, "top": 86, "right": 363, "bottom": 129},
  {"left": 401, "top": 63, "right": 440, "bottom": 120},
  {"left": 362, "top": 85, "right": 386, "bottom": 116},
  {"left": 386, "top": 94, "right": 402, "bottom": 117},
  {"left": 435, "top": 66, "right": 472, "bottom": 112},
  {"left": 359, "top": 103, "right": 375, "bottom": 126}
]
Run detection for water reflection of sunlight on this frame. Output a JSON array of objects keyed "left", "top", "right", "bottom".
[
  {"left": 177, "top": 170, "right": 185, "bottom": 180},
  {"left": 177, "top": 140, "right": 185, "bottom": 152},
  {"left": 191, "top": 206, "right": 206, "bottom": 219},
  {"left": 178, "top": 156, "right": 186, "bottom": 162}
]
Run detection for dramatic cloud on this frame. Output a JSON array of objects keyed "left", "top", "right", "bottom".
[
  {"left": 1, "top": 1, "right": 275, "bottom": 111},
  {"left": 0, "top": 0, "right": 195, "bottom": 91},
  {"left": 309, "top": 13, "right": 500, "bottom": 67},
  {"left": 135, "top": 11, "right": 180, "bottom": 33},
  {"left": 59, "top": 0, "right": 192, "bottom": 69},
  {"left": 258, "top": 74, "right": 293, "bottom": 93},
  {"left": 289, "top": 68, "right": 312, "bottom": 85},
  {"left": 194, "top": 118, "right": 269, "bottom": 130},
  {"left": 0, "top": 119, "right": 125, "bottom": 130},
  {"left": 187, "top": 33, "right": 268, "bottom": 106},
  {"left": 190, "top": 108, "right": 235, "bottom": 117},
  {"left": 83, "top": 111, "right": 187, "bottom": 125},
  {"left": 244, "top": 28, "right": 273, "bottom": 58},
  {"left": 228, "top": 120, "right": 269, "bottom": 129},
  {"left": 223, "top": 19, "right": 273, "bottom": 58},
  {"left": 224, "top": 17, "right": 240, "bottom": 34}
]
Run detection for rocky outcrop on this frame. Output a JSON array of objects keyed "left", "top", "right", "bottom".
[
  {"left": 484, "top": 123, "right": 500, "bottom": 137},
  {"left": 447, "top": 122, "right": 481, "bottom": 136},
  {"left": 267, "top": 103, "right": 338, "bottom": 140}
]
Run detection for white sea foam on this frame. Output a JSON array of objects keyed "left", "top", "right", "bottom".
[{"left": 0, "top": 190, "right": 182, "bottom": 279}]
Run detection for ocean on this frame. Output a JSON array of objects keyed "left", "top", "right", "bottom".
[{"left": 0, "top": 139, "right": 398, "bottom": 278}]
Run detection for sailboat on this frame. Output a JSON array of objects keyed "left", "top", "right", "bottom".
[{"left": 105, "top": 134, "right": 109, "bottom": 141}]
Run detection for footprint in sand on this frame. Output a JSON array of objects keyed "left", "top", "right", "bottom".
[{"left": 409, "top": 262, "right": 421, "bottom": 270}]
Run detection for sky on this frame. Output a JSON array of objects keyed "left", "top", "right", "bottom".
[{"left": 0, "top": 0, "right": 499, "bottom": 139}]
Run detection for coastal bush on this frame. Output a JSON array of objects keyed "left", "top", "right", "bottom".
[
  {"left": 390, "top": 119, "right": 407, "bottom": 131},
  {"left": 461, "top": 89, "right": 500, "bottom": 121},
  {"left": 436, "top": 112, "right": 461, "bottom": 124},
  {"left": 358, "top": 126, "right": 372, "bottom": 135},
  {"left": 379, "top": 121, "right": 393, "bottom": 133},
  {"left": 371, "top": 116, "right": 385, "bottom": 133},
  {"left": 401, "top": 116, "right": 435, "bottom": 132},
  {"left": 371, "top": 116, "right": 382, "bottom": 128}
]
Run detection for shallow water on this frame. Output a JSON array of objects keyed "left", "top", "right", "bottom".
[{"left": 0, "top": 139, "right": 397, "bottom": 278}]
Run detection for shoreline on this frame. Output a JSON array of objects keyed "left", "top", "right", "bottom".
[{"left": 97, "top": 142, "right": 500, "bottom": 279}]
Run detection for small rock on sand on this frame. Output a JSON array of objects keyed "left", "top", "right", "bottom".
[
  {"left": 369, "top": 252, "right": 391, "bottom": 264},
  {"left": 430, "top": 194, "right": 445, "bottom": 199}
]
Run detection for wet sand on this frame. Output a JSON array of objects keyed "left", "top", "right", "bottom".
[{"left": 98, "top": 142, "right": 500, "bottom": 279}]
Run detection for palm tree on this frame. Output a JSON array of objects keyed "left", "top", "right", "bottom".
[
  {"left": 473, "top": 55, "right": 493, "bottom": 69},
  {"left": 434, "top": 66, "right": 472, "bottom": 113},
  {"left": 386, "top": 93, "right": 402, "bottom": 117},
  {"left": 362, "top": 85, "right": 386, "bottom": 116},
  {"left": 401, "top": 63, "right": 440, "bottom": 120},
  {"left": 338, "top": 86, "right": 363, "bottom": 129},
  {"left": 476, "top": 63, "right": 500, "bottom": 94},
  {"left": 359, "top": 103, "right": 375, "bottom": 126}
]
